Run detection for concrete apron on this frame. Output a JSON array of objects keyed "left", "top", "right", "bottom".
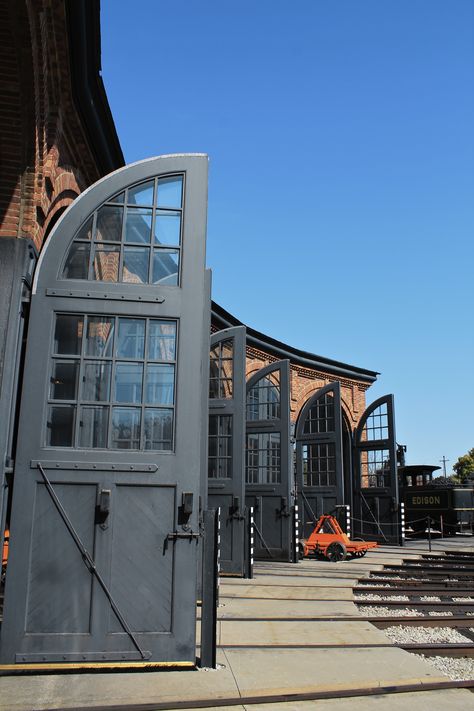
[{"left": 0, "top": 546, "right": 472, "bottom": 710}]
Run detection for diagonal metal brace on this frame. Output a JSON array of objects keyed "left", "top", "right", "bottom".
[{"left": 37, "top": 464, "right": 150, "bottom": 660}]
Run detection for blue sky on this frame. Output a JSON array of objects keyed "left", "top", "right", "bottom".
[{"left": 101, "top": 0, "right": 474, "bottom": 471}]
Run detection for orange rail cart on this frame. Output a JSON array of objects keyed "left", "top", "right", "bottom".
[{"left": 300, "top": 514, "right": 378, "bottom": 562}]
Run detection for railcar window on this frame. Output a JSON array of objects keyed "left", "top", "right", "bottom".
[
  {"left": 47, "top": 314, "right": 177, "bottom": 451},
  {"left": 61, "top": 175, "right": 184, "bottom": 285}
]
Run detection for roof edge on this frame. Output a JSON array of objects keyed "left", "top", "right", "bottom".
[{"left": 211, "top": 301, "right": 379, "bottom": 384}]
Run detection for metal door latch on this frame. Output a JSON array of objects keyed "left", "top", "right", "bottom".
[{"left": 166, "top": 530, "right": 201, "bottom": 542}]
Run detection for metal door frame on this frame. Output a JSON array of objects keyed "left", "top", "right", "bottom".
[
  {"left": 353, "top": 394, "right": 399, "bottom": 543},
  {"left": 245, "top": 359, "right": 292, "bottom": 561},
  {"left": 295, "top": 382, "right": 344, "bottom": 539},
  {"left": 1, "top": 154, "right": 209, "bottom": 665},
  {"left": 208, "top": 326, "right": 246, "bottom": 575}
]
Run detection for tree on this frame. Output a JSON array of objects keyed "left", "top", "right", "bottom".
[{"left": 452, "top": 448, "right": 474, "bottom": 485}]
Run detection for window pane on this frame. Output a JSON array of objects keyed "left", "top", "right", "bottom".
[
  {"left": 92, "top": 245, "right": 120, "bottom": 282},
  {"left": 146, "top": 364, "right": 174, "bottom": 405},
  {"left": 128, "top": 180, "right": 154, "bottom": 206},
  {"left": 85, "top": 317, "right": 114, "bottom": 357},
  {"left": 83, "top": 362, "right": 111, "bottom": 401},
  {"left": 50, "top": 361, "right": 79, "bottom": 400},
  {"left": 114, "top": 363, "right": 143, "bottom": 403},
  {"left": 108, "top": 191, "right": 124, "bottom": 204},
  {"left": 144, "top": 409, "right": 173, "bottom": 450},
  {"left": 111, "top": 408, "right": 141, "bottom": 449},
  {"left": 116, "top": 318, "right": 145, "bottom": 358},
  {"left": 124, "top": 207, "right": 152, "bottom": 244},
  {"left": 74, "top": 216, "right": 93, "bottom": 241},
  {"left": 62, "top": 242, "right": 90, "bottom": 279},
  {"left": 154, "top": 211, "right": 181, "bottom": 246},
  {"left": 47, "top": 406, "right": 75, "bottom": 447},
  {"left": 157, "top": 176, "right": 182, "bottom": 208},
  {"left": 122, "top": 247, "right": 150, "bottom": 283},
  {"left": 148, "top": 320, "right": 176, "bottom": 361},
  {"left": 152, "top": 249, "right": 179, "bottom": 285},
  {"left": 79, "top": 407, "right": 108, "bottom": 448},
  {"left": 54, "top": 315, "right": 83, "bottom": 355},
  {"left": 95, "top": 205, "right": 123, "bottom": 242}
]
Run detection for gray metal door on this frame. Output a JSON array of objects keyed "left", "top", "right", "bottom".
[
  {"left": 245, "top": 360, "right": 292, "bottom": 560},
  {"left": 0, "top": 155, "right": 209, "bottom": 665},
  {"left": 296, "top": 383, "right": 344, "bottom": 540},
  {"left": 353, "top": 395, "right": 399, "bottom": 544},
  {"left": 208, "top": 326, "right": 246, "bottom": 575}
]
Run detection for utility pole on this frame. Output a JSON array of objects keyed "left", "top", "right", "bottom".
[{"left": 440, "top": 456, "right": 450, "bottom": 477}]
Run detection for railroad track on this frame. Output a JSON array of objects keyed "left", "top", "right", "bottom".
[{"left": 355, "top": 549, "right": 474, "bottom": 662}]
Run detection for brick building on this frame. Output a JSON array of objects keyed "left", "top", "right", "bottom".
[{"left": 0, "top": 0, "right": 400, "bottom": 576}]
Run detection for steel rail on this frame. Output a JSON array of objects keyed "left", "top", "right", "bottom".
[{"left": 31, "top": 680, "right": 474, "bottom": 711}]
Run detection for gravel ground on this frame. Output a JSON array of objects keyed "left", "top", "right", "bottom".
[
  {"left": 428, "top": 610, "right": 453, "bottom": 616},
  {"left": 452, "top": 596, "right": 473, "bottom": 601},
  {"left": 382, "top": 625, "right": 471, "bottom": 644},
  {"left": 357, "top": 605, "right": 424, "bottom": 617},
  {"left": 419, "top": 654, "right": 474, "bottom": 681},
  {"left": 420, "top": 595, "right": 441, "bottom": 601}
]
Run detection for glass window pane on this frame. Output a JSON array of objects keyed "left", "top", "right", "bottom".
[
  {"left": 74, "top": 216, "right": 93, "bottom": 241},
  {"left": 85, "top": 317, "right": 114, "bottom": 357},
  {"left": 114, "top": 363, "right": 143, "bottom": 403},
  {"left": 95, "top": 205, "right": 123, "bottom": 242},
  {"left": 109, "top": 191, "right": 124, "bottom": 204},
  {"left": 157, "top": 176, "right": 182, "bottom": 208},
  {"left": 144, "top": 409, "right": 173, "bottom": 451},
  {"left": 54, "top": 315, "right": 83, "bottom": 355},
  {"left": 148, "top": 320, "right": 176, "bottom": 361},
  {"left": 154, "top": 211, "right": 181, "bottom": 246},
  {"left": 111, "top": 408, "right": 141, "bottom": 449},
  {"left": 92, "top": 245, "right": 120, "bottom": 282},
  {"left": 62, "top": 242, "right": 90, "bottom": 280},
  {"left": 79, "top": 406, "right": 108, "bottom": 448},
  {"left": 50, "top": 361, "right": 79, "bottom": 400},
  {"left": 83, "top": 362, "right": 111, "bottom": 401},
  {"left": 116, "top": 318, "right": 145, "bottom": 358},
  {"left": 122, "top": 247, "right": 150, "bottom": 284},
  {"left": 128, "top": 181, "right": 154, "bottom": 206},
  {"left": 152, "top": 249, "right": 179, "bottom": 285},
  {"left": 124, "top": 207, "right": 152, "bottom": 244},
  {"left": 47, "top": 406, "right": 75, "bottom": 447},
  {"left": 146, "top": 364, "right": 174, "bottom": 405}
]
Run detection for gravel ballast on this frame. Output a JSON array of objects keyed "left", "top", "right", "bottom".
[
  {"left": 419, "top": 654, "right": 474, "bottom": 681},
  {"left": 382, "top": 625, "right": 472, "bottom": 644}
]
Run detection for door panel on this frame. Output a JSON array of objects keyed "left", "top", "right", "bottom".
[
  {"left": 353, "top": 395, "right": 399, "bottom": 544},
  {"left": 108, "top": 485, "right": 175, "bottom": 633},
  {"left": 245, "top": 361, "right": 292, "bottom": 561},
  {"left": 1, "top": 155, "right": 209, "bottom": 665},
  {"left": 208, "top": 326, "right": 246, "bottom": 575},
  {"left": 26, "top": 482, "right": 96, "bottom": 634}
]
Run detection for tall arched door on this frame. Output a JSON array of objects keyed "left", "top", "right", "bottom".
[
  {"left": 208, "top": 326, "right": 246, "bottom": 575},
  {"left": 0, "top": 155, "right": 209, "bottom": 665},
  {"left": 245, "top": 360, "right": 292, "bottom": 561},
  {"left": 296, "top": 383, "right": 344, "bottom": 539},
  {"left": 353, "top": 395, "right": 399, "bottom": 543}
]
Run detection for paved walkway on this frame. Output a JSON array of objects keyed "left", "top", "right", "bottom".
[{"left": 0, "top": 540, "right": 473, "bottom": 710}]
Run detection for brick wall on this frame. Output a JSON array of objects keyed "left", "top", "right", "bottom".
[{"left": 0, "top": 0, "right": 108, "bottom": 252}]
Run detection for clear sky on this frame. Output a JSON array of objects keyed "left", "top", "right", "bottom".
[{"left": 101, "top": 0, "right": 474, "bottom": 471}]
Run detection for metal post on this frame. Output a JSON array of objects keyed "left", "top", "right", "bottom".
[
  {"left": 400, "top": 502, "right": 405, "bottom": 547},
  {"left": 346, "top": 504, "right": 351, "bottom": 538},
  {"left": 293, "top": 504, "right": 300, "bottom": 563},
  {"left": 440, "top": 514, "right": 444, "bottom": 539},
  {"left": 428, "top": 517, "right": 432, "bottom": 552},
  {"left": 247, "top": 506, "right": 254, "bottom": 579},
  {"left": 200, "top": 509, "right": 218, "bottom": 669}
]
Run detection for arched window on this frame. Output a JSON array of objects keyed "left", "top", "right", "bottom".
[
  {"left": 246, "top": 370, "right": 280, "bottom": 421},
  {"left": 61, "top": 175, "right": 183, "bottom": 285}
]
